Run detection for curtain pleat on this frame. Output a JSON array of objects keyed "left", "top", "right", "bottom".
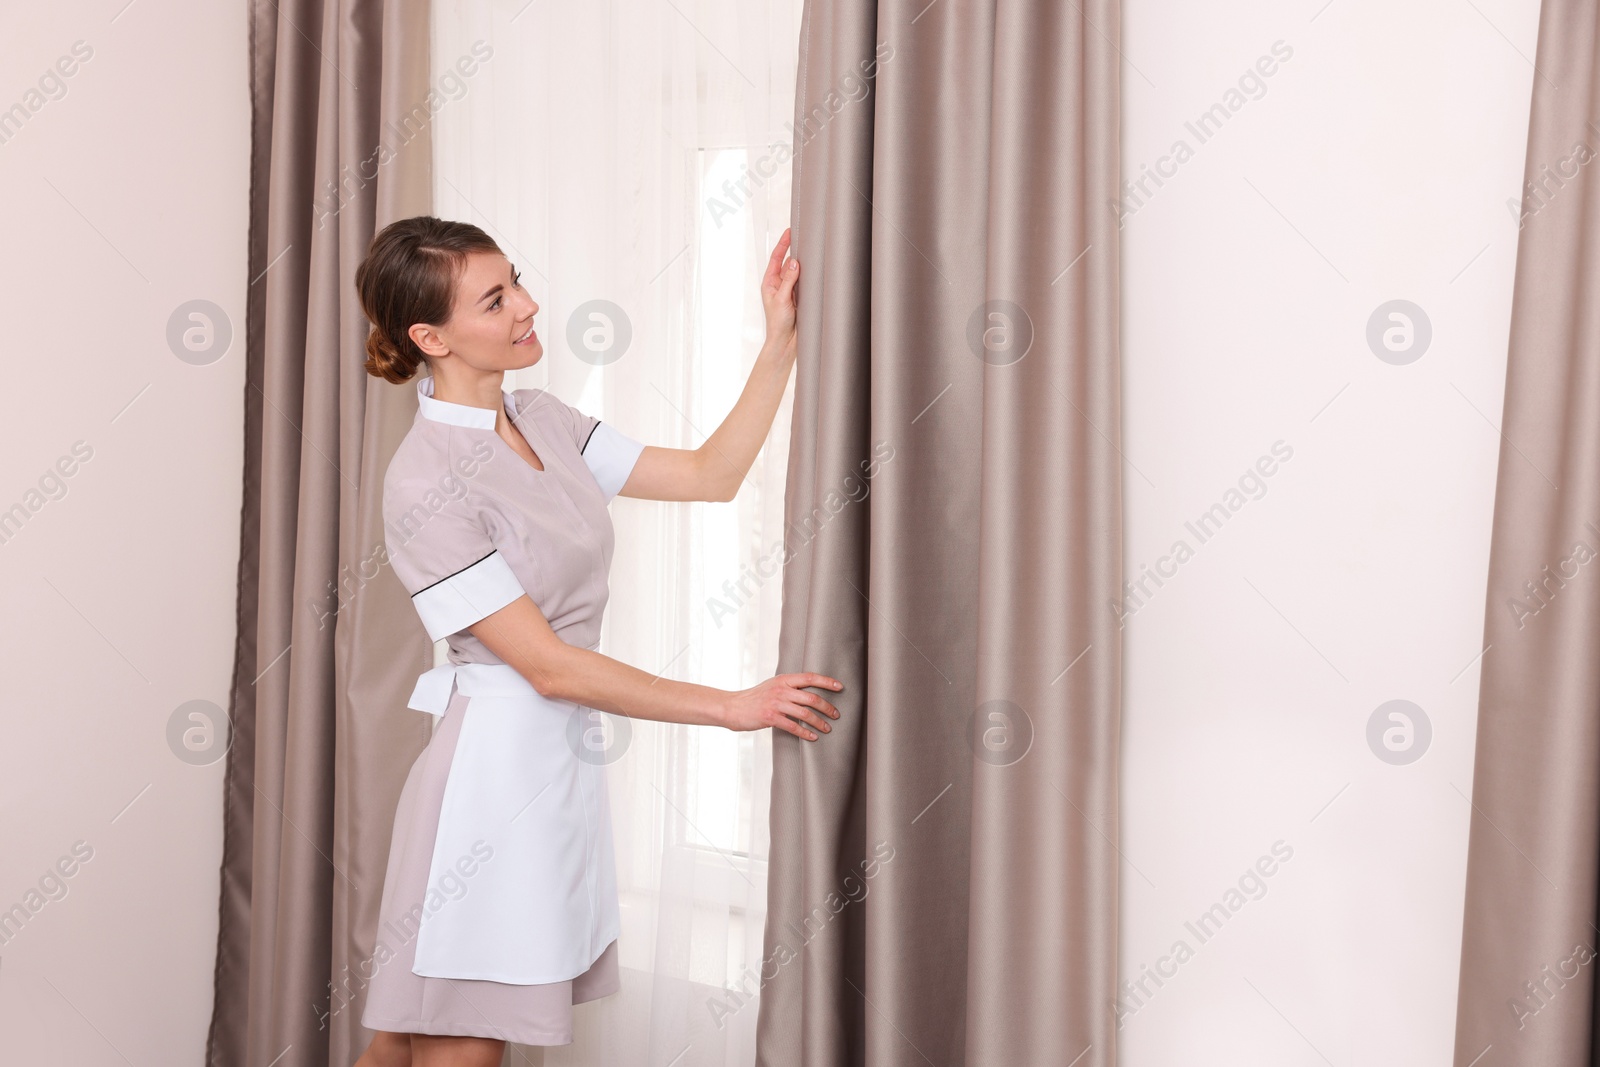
[
  {"left": 757, "top": 1, "right": 1122, "bottom": 1063},
  {"left": 1453, "top": 4, "right": 1600, "bottom": 1065},
  {"left": 207, "top": 2, "right": 434, "bottom": 1065}
]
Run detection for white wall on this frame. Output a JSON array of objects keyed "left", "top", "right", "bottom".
[
  {"left": 1119, "top": 1, "right": 1538, "bottom": 1063},
  {"left": 0, "top": 2, "right": 246, "bottom": 1063}
]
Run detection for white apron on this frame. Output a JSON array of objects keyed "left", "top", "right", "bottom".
[{"left": 403, "top": 655, "right": 621, "bottom": 984}]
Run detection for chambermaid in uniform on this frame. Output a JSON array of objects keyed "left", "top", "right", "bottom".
[{"left": 360, "top": 372, "right": 645, "bottom": 1045}]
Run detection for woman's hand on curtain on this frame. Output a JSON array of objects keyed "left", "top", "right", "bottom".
[
  {"left": 761, "top": 226, "right": 799, "bottom": 361},
  {"left": 720, "top": 672, "right": 843, "bottom": 741}
]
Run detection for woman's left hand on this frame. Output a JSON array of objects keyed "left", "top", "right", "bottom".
[{"left": 760, "top": 227, "right": 800, "bottom": 360}]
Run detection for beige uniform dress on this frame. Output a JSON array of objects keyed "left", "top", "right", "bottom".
[{"left": 361, "top": 374, "right": 645, "bottom": 1045}]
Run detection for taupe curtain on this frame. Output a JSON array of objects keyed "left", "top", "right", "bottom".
[
  {"left": 207, "top": 2, "right": 434, "bottom": 1065},
  {"left": 757, "top": 2, "right": 1122, "bottom": 1064},
  {"left": 1454, "top": 4, "right": 1600, "bottom": 1064}
]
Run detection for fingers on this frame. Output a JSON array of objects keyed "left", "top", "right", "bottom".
[
  {"left": 779, "top": 674, "right": 842, "bottom": 715},
  {"left": 766, "top": 672, "right": 843, "bottom": 740},
  {"left": 785, "top": 706, "right": 827, "bottom": 740},
  {"left": 785, "top": 672, "right": 842, "bottom": 692},
  {"left": 767, "top": 696, "right": 832, "bottom": 739},
  {"left": 788, "top": 701, "right": 832, "bottom": 735},
  {"left": 768, "top": 252, "right": 798, "bottom": 305},
  {"left": 775, "top": 710, "right": 817, "bottom": 741},
  {"left": 764, "top": 228, "right": 792, "bottom": 287},
  {"left": 794, "top": 688, "right": 839, "bottom": 719}
]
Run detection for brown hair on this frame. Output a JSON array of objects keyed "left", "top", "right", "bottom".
[{"left": 355, "top": 216, "right": 503, "bottom": 383}]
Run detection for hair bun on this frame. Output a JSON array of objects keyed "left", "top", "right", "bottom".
[
  {"left": 355, "top": 215, "right": 503, "bottom": 384},
  {"left": 363, "top": 327, "right": 417, "bottom": 384}
]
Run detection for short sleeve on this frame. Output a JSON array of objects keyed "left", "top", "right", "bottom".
[
  {"left": 385, "top": 480, "right": 526, "bottom": 641},
  {"left": 580, "top": 421, "right": 646, "bottom": 502},
  {"left": 531, "top": 389, "right": 646, "bottom": 502}
]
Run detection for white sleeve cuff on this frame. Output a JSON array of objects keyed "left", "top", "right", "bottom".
[
  {"left": 410, "top": 550, "right": 524, "bottom": 641},
  {"left": 582, "top": 421, "right": 646, "bottom": 502}
]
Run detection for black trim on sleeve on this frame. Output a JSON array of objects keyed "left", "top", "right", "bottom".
[
  {"left": 410, "top": 550, "right": 497, "bottom": 597},
  {"left": 580, "top": 421, "right": 601, "bottom": 454}
]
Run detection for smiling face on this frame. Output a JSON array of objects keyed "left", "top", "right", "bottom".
[{"left": 407, "top": 250, "right": 541, "bottom": 373}]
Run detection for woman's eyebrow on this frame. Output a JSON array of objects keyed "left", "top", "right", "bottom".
[{"left": 475, "top": 265, "right": 517, "bottom": 305}]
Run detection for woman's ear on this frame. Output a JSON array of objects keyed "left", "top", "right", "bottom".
[{"left": 410, "top": 321, "right": 448, "bottom": 359}]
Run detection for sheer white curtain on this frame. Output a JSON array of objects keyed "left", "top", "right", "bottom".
[{"left": 430, "top": 3, "right": 802, "bottom": 1064}]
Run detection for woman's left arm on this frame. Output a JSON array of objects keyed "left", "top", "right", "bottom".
[{"left": 617, "top": 227, "right": 800, "bottom": 503}]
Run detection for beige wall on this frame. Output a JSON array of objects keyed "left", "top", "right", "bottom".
[
  {"left": 1119, "top": 1, "right": 1539, "bottom": 1063},
  {"left": 0, "top": 4, "right": 246, "bottom": 1063}
]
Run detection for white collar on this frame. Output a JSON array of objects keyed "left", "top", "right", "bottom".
[{"left": 416, "top": 374, "right": 510, "bottom": 430}]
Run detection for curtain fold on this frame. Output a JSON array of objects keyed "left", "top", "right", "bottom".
[
  {"left": 1454, "top": 4, "right": 1600, "bottom": 1064},
  {"left": 208, "top": 2, "right": 434, "bottom": 1064},
  {"left": 757, "top": 1, "right": 1122, "bottom": 1064}
]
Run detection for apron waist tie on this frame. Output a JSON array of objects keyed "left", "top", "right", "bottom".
[{"left": 406, "top": 646, "right": 601, "bottom": 715}]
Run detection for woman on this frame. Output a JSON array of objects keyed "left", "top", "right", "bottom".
[{"left": 350, "top": 215, "right": 843, "bottom": 1067}]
